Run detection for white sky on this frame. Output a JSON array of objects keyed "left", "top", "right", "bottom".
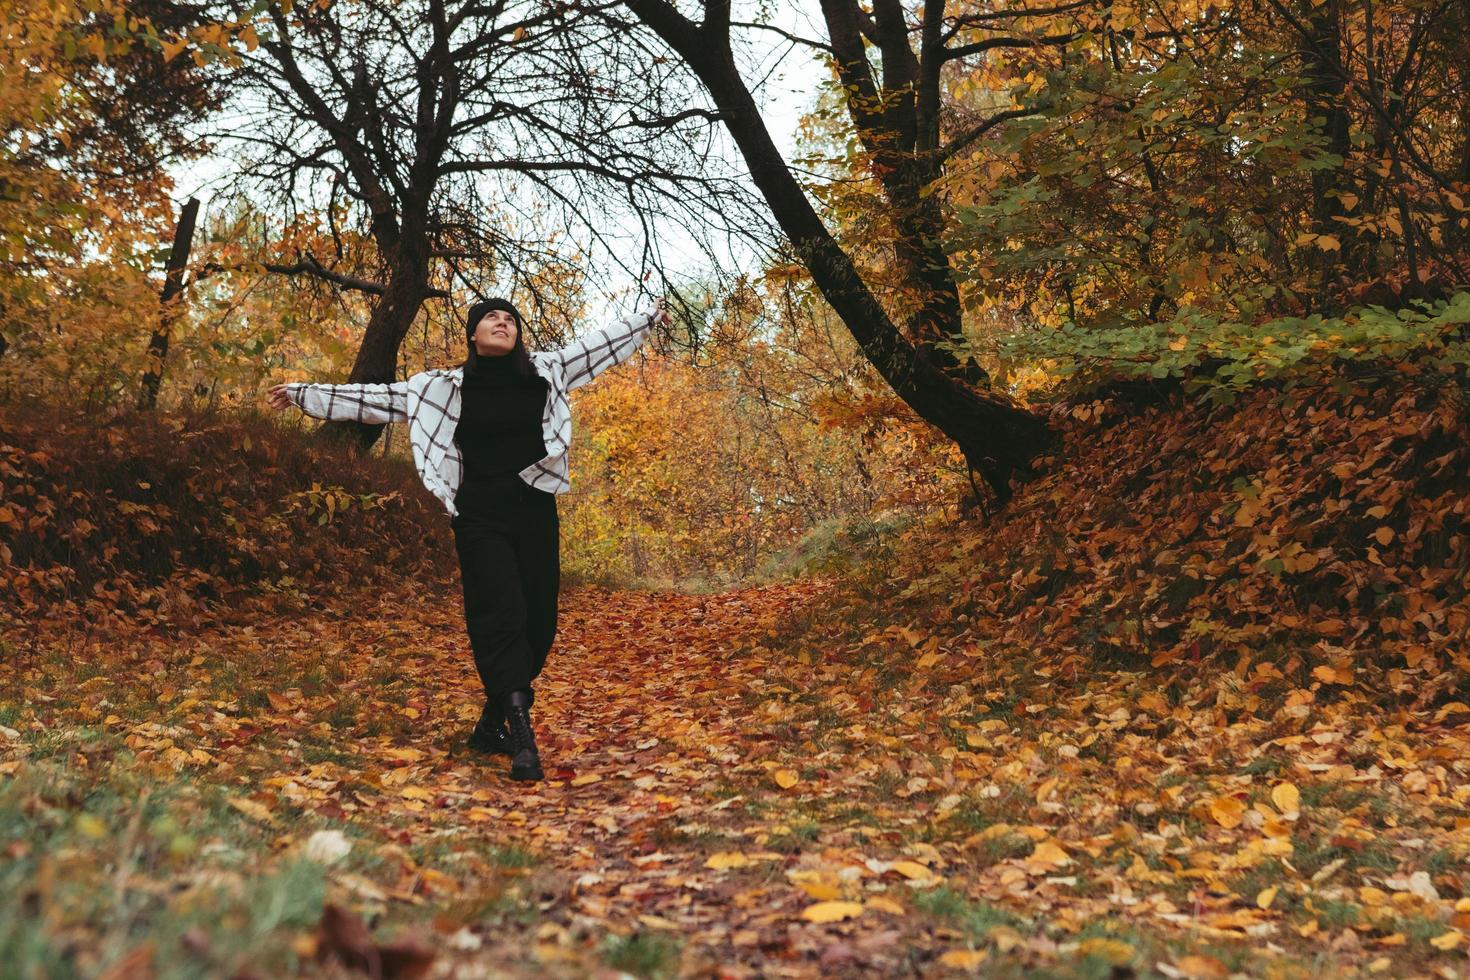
[{"left": 164, "top": 2, "right": 834, "bottom": 332}]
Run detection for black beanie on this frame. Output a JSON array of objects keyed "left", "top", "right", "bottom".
[{"left": 465, "top": 297, "right": 524, "bottom": 340}]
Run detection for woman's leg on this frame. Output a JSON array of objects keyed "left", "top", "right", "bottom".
[
  {"left": 451, "top": 512, "right": 538, "bottom": 704},
  {"left": 515, "top": 491, "right": 561, "bottom": 683}
]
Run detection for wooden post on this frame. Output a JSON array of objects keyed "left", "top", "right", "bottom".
[{"left": 138, "top": 196, "right": 200, "bottom": 410}]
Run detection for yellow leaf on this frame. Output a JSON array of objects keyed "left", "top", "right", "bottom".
[
  {"left": 705, "top": 851, "right": 751, "bottom": 870},
  {"left": 1262, "top": 816, "right": 1292, "bottom": 839},
  {"left": 1359, "top": 886, "right": 1390, "bottom": 906},
  {"left": 1210, "top": 796, "right": 1245, "bottom": 829},
  {"left": 1315, "top": 234, "right": 1341, "bottom": 251},
  {"left": 1430, "top": 931, "right": 1463, "bottom": 951},
  {"left": 160, "top": 36, "right": 189, "bottom": 62},
  {"left": 1271, "top": 782, "right": 1301, "bottom": 817},
  {"left": 1028, "top": 840, "right": 1070, "bottom": 867},
  {"left": 1173, "top": 954, "right": 1229, "bottom": 979},
  {"left": 938, "top": 949, "right": 988, "bottom": 968},
  {"left": 795, "top": 879, "right": 842, "bottom": 900},
  {"left": 637, "top": 913, "right": 679, "bottom": 930},
  {"left": 1077, "top": 938, "right": 1134, "bottom": 965},
  {"left": 1256, "top": 886, "right": 1279, "bottom": 909},
  {"left": 570, "top": 773, "right": 602, "bottom": 786},
  {"left": 76, "top": 814, "right": 108, "bottom": 839},
  {"left": 800, "top": 900, "right": 864, "bottom": 923},
  {"left": 1311, "top": 665, "right": 1347, "bottom": 685},
  {"left": 864, "top": 896, "right": 905, "bottom": 915},
  {"left": 774, "top": 769, "right": 799, "bottom": 789},
  {"left": 228, "top": 796, "right": 274, "bottom": 823},
  {"left": 890, "top": 860, "right": 939, "bottom": 881}
]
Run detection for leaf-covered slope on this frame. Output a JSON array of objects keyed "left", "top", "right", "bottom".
[
  {"left": 863, "top": 373, "right": 1470, "bottom": 698},
  {"left": 0, "top": 400, "right": 459, "bottom": 633}
]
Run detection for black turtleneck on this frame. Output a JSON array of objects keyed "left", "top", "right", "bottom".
[{"left": 454, "top": 354, "right": 549, "bottom": 484}]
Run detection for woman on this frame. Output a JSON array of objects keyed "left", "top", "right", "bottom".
[{"left": 266, "top": 292, "right": 668, "bottom": 781}]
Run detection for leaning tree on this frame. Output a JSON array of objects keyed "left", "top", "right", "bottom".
[{"left": 613, "top": 0, "right": 1064, "bottom": 500}]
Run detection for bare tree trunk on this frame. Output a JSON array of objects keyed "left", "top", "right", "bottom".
[
  {"left": 1300, "top": 0, "right": 1355, "bottom": 307},
  {"left": 623, "top": 0, "right": 1053, "bottom": 500},
  {"left": 138, "top": 196, "right": 199, "bottom": 410}
]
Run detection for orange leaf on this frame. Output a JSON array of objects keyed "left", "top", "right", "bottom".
[{"left": 1209, "top": 796, "right": 1245, "bottom": 829}]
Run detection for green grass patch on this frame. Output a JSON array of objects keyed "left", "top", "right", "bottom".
[
  {"left": 0, "top": 758, "right": 330, "bottom": 979},
  {"left": 912, "top": 885, "right": 1026, "bottom": 938},
  {"left": 601, "top": 930, "right": 682, "bottom": 978}
]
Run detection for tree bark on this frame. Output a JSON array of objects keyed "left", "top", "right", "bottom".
[
  {"left": 1300, "top": 0, "right": 1355, "bottom": 306},
  {"left": 137, "top": 196, "right": 199, "bottom": 410}
]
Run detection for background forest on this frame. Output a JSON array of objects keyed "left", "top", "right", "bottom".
[{"left": 3, "top": 0, "right": 1470, "bottom": 977}]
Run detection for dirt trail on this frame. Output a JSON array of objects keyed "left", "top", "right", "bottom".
[{"left": 9, "top": 575, "right": 1466, "bottom": 978}]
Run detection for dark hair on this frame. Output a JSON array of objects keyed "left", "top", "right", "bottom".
[{"left": 461, "top": 297, "right": 537, "bottom": 378}]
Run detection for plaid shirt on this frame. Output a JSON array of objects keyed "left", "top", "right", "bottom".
[{"left": 284, "top": 305, "right": 657, "bottom": 518}]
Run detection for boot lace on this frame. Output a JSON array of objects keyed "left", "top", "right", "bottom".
[{"left": 507, "top": 702, "right": 538, "bottom": 754}]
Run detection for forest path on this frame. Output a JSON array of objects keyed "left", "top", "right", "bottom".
[{"left": 6, "top": 576, "right": 1460, "bottom": 978}]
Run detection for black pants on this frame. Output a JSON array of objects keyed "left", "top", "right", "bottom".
[{"left": 450, "top": 473, "right": 560, "bottom": 705}]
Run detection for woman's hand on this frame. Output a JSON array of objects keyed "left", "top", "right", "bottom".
[
  {"left": 265, "top": 383, "right": 294, "bottom": 411},
  {"left": 651, "top": 296, "right": 671, "bottom": 329}
]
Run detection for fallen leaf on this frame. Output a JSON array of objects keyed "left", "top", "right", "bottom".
[
  {"left": 1209, "top": 796, "right": 1245, "bottom": 829},
  {"left": 890, "top": 860, "right": 939, "bottom": 881},
  {"left": 705, "top": 851, "right": 751, "bottom": 870},
  {"left": 800, "top": 900, "right": 864, "bottom": 923},
  {"left": 227, "top": 796, "right": 275, "bottom": 824},
  {"left": 1077, "top": 938, "right": 1134, "bottom": 965},
  {"left": 1027, "top": 840, "right": 1070, "bottom": 868},
  {"left": 938, "top": 949, "right": 988, "bottom": 968},
  {"left": 1169, "top": 953, "right": 1229, "bottom": 979},
  {"left": 1270, "top": 782, "right": 1300, "bottom": 818}
]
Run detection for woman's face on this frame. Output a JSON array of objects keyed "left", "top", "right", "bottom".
[{"left": 473, "top": 309, "right": 518, "bottom": 356}]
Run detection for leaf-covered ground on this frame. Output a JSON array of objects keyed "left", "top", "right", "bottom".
[
  {"left": 6, "top": 373, "right": 1470, "bottom": 978},
  {"left": 5, "top": 561, "right": 1468, "bottom": 978}
]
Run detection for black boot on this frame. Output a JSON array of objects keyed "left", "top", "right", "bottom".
[
  {"left": 503, "top": 688, "right": 543, "bottom": 782},
  {"left": 466, "top": 699, "right": 511, "bottom": 756}
]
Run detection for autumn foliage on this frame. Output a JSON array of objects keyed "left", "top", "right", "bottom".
[{"left": 6, "top": 0, "right": 1470, "bottom": 975}]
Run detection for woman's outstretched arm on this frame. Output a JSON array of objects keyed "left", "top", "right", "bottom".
[
  {"left": 265, "top": 380, "right": 410, "bottom": 424},
  {"left": 556, "top": 296, "right": 669, "bottom": 392}
]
